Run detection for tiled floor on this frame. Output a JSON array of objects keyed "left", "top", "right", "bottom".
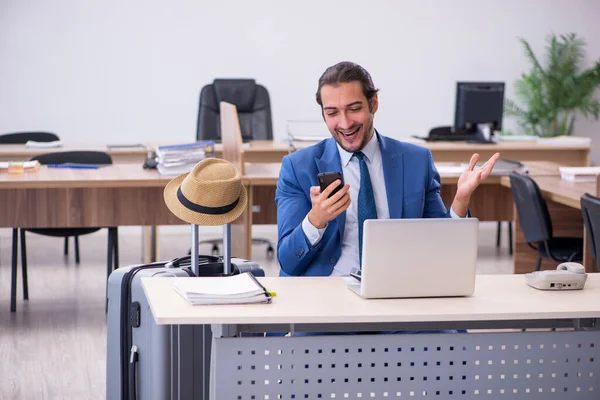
[{"left": 0, "top": 222, "right": 512, "bottom": 399}]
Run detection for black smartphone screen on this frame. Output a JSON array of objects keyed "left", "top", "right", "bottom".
[{"left": 317, "top": 172, "right": 344, "bottom": 198}]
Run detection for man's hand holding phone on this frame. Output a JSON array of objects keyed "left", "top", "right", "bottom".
[{"left": 307, "top": 174, "right": 351, "bottom": 229}]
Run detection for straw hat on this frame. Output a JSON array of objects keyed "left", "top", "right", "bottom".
[{"left": 163, "top": 158, "right": 248, "bottom": 226}]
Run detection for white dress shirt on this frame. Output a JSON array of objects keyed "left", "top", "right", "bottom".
[{"left": 302, "top": 134, "right": 462, "bottom": 275}]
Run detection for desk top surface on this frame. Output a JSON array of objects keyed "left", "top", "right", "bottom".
[
  {"left": 0, "top": 163, "right": 281, "bottom": 189},
  {"left": 0, "top": 161, "right": 562, "bottom": 189},
  {"left": 142, "top": 274, "right": 600, "bottom": 325},
  {"left": 0, "top": 139, "right": 591, "bottom": 158}
]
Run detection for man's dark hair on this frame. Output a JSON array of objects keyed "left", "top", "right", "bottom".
[{"left": 315, "top": 61, "right": 379, "bottom": 112}]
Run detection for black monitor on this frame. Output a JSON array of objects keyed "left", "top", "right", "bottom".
[{"left": 454, "top": 82, "right": 504, "bottom": 143}]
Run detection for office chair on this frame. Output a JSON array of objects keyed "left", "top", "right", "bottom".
[
  {"left": 581, "top": 193, "right": 600, "bottom": 272},
  {"left": 509, "top": 172, "right": 583, "bottom": 271},
  {"left": 0, "top": 131, "right": 59, "bottom": 144},
  {"left": 496, "top": 221, "right": 513, "bottom": 255},
  {"left": 9, "top": 151, "right": 119, "bottom": 312},
  {"left": 196, "top": 79, "right": 273, "bottom": 142},
  {"left": 196, "top": 79, "right": 275, "bottom": 257}
]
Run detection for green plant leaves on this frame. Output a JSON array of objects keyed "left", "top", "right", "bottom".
[{"left": 505, "top": 33, "right": 600, "bottom": 137}]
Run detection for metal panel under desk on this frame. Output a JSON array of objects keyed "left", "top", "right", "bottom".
[{"left": 212, "top": 330, "right": 600, "bottom": 399}]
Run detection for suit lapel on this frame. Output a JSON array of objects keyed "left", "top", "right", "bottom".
[
  {"left": 315, "top": 138, "right": 345, "bottom": 241},
  {"left": 379, "top": 134, "right": 403, "bottom": 218}
]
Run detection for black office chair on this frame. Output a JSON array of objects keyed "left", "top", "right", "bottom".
[
  {"left": 509, "top": 172, "right": 583, "bottom": 271},
  {"left": 196, "top": 79, "right": 273, "bottom": 141},
  {"left": 196, "top": 79, "right": 275, "bottom": 257},
  {"left": 581, "top": 193, "right": 600, "bottom": 272},
  {"left": 10, "top": 151, "right": 119, "bottom": 312},
  {"left": 496, "top": 221, "right": 513, "bottom": 255},
  {"left": 0, "top": 131, "right": 59, "bottom": 144}
]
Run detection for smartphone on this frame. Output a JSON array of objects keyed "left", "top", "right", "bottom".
[{"left": 317, "top": 171, "right": 344, "bottom": 198}]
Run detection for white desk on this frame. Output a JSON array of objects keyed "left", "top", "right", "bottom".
[
  {"left": 143, "top": 275, "right": 600, "bottom": 326},
  {"left": 143, "top": 275, "right": 600, "bottom": 399}
]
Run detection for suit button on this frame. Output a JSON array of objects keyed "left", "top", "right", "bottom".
[{"left": 330, "top": 257, "right": 337, "bottom": 264}]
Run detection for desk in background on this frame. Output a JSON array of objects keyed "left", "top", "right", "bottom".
[
  {"left": 234, "top": 161, "right": 566, "bottom": 261},
  {"left": 0, "top": 163, "right": 276, "bottom": 262},
  {"left": 2, "top": 140, "right": 590, "bottom": 236},
  {"left": 501, "top": 175, "right": 599, "bottom": 274},
  {"left": 0, "top": 161, "right": 573, "bottom": 266},
  {"left": 230, "top": 140, "right": 592, "bottom": 232},
  {"left": 142, "top": 274, "right": 600, "bottom": 399}
]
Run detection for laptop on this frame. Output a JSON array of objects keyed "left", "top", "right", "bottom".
[{"left": 347, "top": 218, "right": 478, "bottom": 299}]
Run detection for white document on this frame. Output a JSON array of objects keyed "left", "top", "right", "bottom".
[
  {"left": 435, "top": 165, "right": 465, "bottom": 174},
  {"left": 0, "top": 160, "right": 40, "bottom": 170},
  {"left": 496, "top": 135, "right": 536, "bottom": 142},
  {"left": 559, "top": 166, "right": 600, "bottom": 182},
  {"left": 173, "top": 273, "right": 271, "bottom": 305},
  {"left": 536, "top": 136, "right": 592, "bottom": 145},
  {"left": 25, "top": 140, "right": 62, "bottom": 148}
]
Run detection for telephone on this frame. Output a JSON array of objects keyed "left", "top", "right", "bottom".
[{"left": 525, "top": 262, "right": 587, "bottom": 290}]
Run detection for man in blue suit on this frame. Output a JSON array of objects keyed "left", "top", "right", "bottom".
[{"left": 276, "top": 61, "right": 499, "bottom": 277}]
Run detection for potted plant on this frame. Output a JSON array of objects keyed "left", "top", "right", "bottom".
[{"left": 504, "top": 33, "right": 600, "bottom": 137}]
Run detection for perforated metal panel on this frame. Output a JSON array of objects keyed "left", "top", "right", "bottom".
[{"left": 212, "top": 331, "right": 600, "bottom": 399}]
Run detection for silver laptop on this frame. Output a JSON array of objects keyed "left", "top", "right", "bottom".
[{"left": 347, "top": 218, "right": 478, "bottom": 298}]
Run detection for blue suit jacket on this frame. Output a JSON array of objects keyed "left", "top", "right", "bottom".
[{"left": 275, "top": 133, "right": 452, "bottom": 277}]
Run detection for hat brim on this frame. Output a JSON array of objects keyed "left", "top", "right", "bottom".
[{"left": 163, "top": 172, "right": 248, "bottom": 226}]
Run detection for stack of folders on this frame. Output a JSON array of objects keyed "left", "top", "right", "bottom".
[
  {"left": 25, "top": 140, "right": 62, "bottom": 148},
  {"left": 536, "top": 135, "right": 592, "bottom": 145},
  {"left": 0, "top": 160, "right": 41, "bottom": 172},
  {"left": 558, "top": 167, "right": 600, "bottom": 182},
  {"left": 461, "top": 159, "right": 527, "bottom": 176},
  {"left": 155, "top": 141, "right": 215, "bottom": 175},
  {"left": 173, "top": 272, "right": 272, "bottom": 305}
]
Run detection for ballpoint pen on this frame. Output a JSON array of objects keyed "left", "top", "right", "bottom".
[{"left": 48, "top": 164, "right": 99, "bottom": 169}]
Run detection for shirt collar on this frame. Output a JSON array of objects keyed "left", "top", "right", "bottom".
[{"left": 337, "top": 130, "right": 379, "bottom": 167}]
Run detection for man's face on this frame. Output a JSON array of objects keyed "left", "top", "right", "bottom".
[{"left": 320, "top": 81, "right": 378, "bottom": 153}]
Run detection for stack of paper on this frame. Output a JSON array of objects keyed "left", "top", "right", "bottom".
[
  {"left": 435, "top": 164, "right": 465, "bottom": 175},
  {"left": 155, "top": 141, "right": 214, "bottom": 175},
  {"left": 106, "top": 144, "right": 147, "bottom": 150},
  {"left": 25, "top": 140, "right": 62, "bottom": 148},
  {"left": 559, "top": 167, "right": 600, "bottom": 182},
  {"left": 0, "top": 160, "right": 41, "bottom": 172},
  {"left": 460, "top": 159, "right": 527, "bottom": 176},
  {"left": 496, "top": 135, "right": 536, "bottom": 142},
  {"left": 173, "top": 273, "right": 272, "bottom": 305},
  {"left": 536, "top": 136, "right": 592, "bottom": 145}
]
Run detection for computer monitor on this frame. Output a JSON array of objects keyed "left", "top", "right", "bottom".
[{"left": 454, "top": 82, "right": 505, "bottom": 143}]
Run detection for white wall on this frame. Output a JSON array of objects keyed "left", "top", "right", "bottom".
[{"left": 1, "top": 0, "right": 600, "bottom": 159}]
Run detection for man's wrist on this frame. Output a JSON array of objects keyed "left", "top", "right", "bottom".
[
  {"left": 307, "top": 211, "right": 327, "bottom": 229},
  {"left": 451, "top": 196, "right": 470, "bottom": 218}
]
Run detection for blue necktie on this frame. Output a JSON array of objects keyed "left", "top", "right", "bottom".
[{"left": 355, "top": 151, "right": 377, "bottom": 267}]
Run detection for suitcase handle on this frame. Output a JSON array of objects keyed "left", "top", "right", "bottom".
[
  {"left": 129, "top": 345, "right": 139, "bottom": 400},
  {"left": 165, "top": 254, "right": 221, "bottom": 269}
]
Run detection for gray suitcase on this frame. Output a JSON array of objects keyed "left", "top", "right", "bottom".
[{"left": 106, "top": 254, "right": 264, "bottom": 400}]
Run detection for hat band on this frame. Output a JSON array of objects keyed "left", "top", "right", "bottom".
[{"left": 177, "top": 187, "right": 240, "bottom": 215}]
